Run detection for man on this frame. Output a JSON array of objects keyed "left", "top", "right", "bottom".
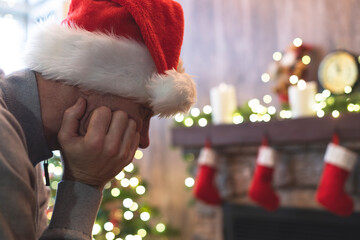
[{"left": 0, "top": 0, "right": 196, "bottom": 239}]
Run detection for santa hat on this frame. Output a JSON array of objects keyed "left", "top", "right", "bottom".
[{"left": 24, "top": 0, "right": 196, "bottom": 117}]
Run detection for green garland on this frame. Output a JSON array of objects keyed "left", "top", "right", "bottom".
[{"left": 174, "top": 92, "right": 360, "bottom": 127}]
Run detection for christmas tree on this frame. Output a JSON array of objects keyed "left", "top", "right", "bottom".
[{"left": 46, "top": 150, "right": 178, "bottom": 240}]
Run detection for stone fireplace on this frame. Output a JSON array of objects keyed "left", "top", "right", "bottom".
[
  {"left": 172, "top": 114, "right": 360, "bottom": 240},
  {"left": 191, "top": 142, "right": 360, "bottom": 240}
]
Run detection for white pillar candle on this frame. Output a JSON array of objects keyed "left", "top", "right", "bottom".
[
  {"left": 288, "top": 80, "right": 317, "bottom": 118},
  {"left": 210, "top": 83, "right": 237, "bottom": 124}
]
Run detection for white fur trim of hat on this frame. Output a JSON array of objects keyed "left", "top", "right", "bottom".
[{"left": 24, "top": 23, "right": 196, "bottom": 117}]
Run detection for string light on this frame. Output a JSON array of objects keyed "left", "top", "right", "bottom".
[
  {"left": 123, "top": 198, "right": 133, "bottom": 208},
  {"left": 203, "top": 105, "right": 212, "bottom": 114},
  {"left": 174, "top": 114, "right": 184, "bottom": 123},
  {"left": 263, "top": 114, "right": 271, "bottom": 122},
  {"left": 286, "top": 111, "right": 292, "bottom": 119},
  {"left": 344, "top": 86, "right": 352, "bottom": 94},
  {"left": 136, "top": 185, "right": 146, "bottom": 195},
  {"left": 51, "top": 181, "right": 58, "bottom": 190},
  {"left": 129, "top": 177, "right": 139, "bottom": 187},
  {"left": 140, "top": 212, "right": 150, "bottom": 221},
  {"left": 233, "top": 113, "right": 244, "bottom": 124},
  {"left": 115, "top": 171, "right": 125, "bottom": 180},
  {"left": 326, "top": 96, "right": 335, "bottom": 105},
  {"left": 137, "top": 229, "right": 147, "bottom": 237},
  {"left": 92, "top": 224, "right": 101, "bottom": 235},
  {"left": 279, "top": 110, "right": 292, "bottom": 119},
  {"left": 156, "top": 223, "right": 166, "bottom": 233},
  {"left": 113, "top": 227, "right": 120, "bottom": 235},
  {"left": 302, "top": 55, "right": 311, "bottom": 65},
  {"left": 190, "top": 108, "right": 200, "bottom": 117},
  {"left": 261, "top": 73, "right": 270, "bottom": 83},
  {"left": 184, "top": 117, "right": 194, "bottom": 127},
  {"left": 111, "top": 188, "right": 120, "bottom": 197},
  {"left": 106, "top": 232, "right": 115, "bottom": 240},
  {"left": 120, "top": 178, "right": 130, "bottom": 187},
  {"left": 249, "top": 114, "right": 258, "bottom": 122},
  {"left": 125, "top": 235, "right": 133, "bottom": 240},
  {"left": 348, "top": 104, "right": 355, "bottom": 112},
  {"left": 248, "top": 99, "right": 260, "bottom": 108},
  {"left": 185, "top": 177, "right": 195, "bottom": 187},
  {"left": 48, "top": 163, "right": 55, "bottom": 173},
  {"left": 104, "top": 222, "right": 114, "bottom": 231},
  {"left": 322, "top": 89, "right": 331, "bottom": 98},
  {"left": 124, "top": 163, "right": 134, "bottom": 172},
  {"left": 129, "top": 202, "right": 139, "bottom": 211},
  {"left": 263, "top": 95, "right": 272, "bottom": 104},
  {"left": 134, "top": 150, "right": 143, "bottom": 160},
  {"left": 267, "top": 106, "right": 276, "bottom": 115},
  {"left": 293, "top": 38, "right": 303, "bottom": 47},
  {"left": 273, "top": 51, "right": 282, "bottom": 61},
  {"left": 198, "top": 118, "right": 208, "bottom": 127},
  {"left": 104, "top": 182, "right": 112, "bottom": 189},
  {"left": 289, "top": 75, "right": 299, "bottom": 84},
  {"left": 319, "top": 101, "right": 327, "bottom": 109},
  {"left": 317, "top": 110, "right": 325, "bottom": 118},
  {"left": 124, "top": 211, "right": 134, "bottom": 220},
  {"left": 54, "top": 166, "right": 63, "bottom": 176},
  {"left": 355, "top": 105, "right": 360, "bottom": 112},
  {"left": 332, "top": 110, "right": 340, "bottom": 118},
  {"left": 297, "top": 79, "right": 307, "bottom": 90},
  {"left": 254, "top": 105, "right": 267, "bottom": 114}
]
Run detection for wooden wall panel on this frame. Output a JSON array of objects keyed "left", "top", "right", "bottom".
[{"left": 137, "top": 1, "right": 360, "bottom": 239}]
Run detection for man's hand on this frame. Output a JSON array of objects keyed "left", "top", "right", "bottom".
[{"left": 57, "top": 98, "right": 140, "bottom": 191}]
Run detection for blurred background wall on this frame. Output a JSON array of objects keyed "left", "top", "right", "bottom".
[{"left": 139, "top": 0, "right": 360, "bottom": 239}]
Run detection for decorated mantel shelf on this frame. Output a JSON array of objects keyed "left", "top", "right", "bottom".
[{"left": 171, "top": 113, "right": 360, "bottom": 148}]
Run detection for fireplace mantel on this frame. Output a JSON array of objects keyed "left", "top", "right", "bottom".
[
  {"left": 172, "top": 113, "right": 360, "bottom": 240},
  {"left": 171, "top": 113, "right": 360, "bottom": 148}
]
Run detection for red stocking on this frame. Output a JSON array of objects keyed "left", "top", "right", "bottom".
[
  {"left": 248, "top": 139, "right": 279, "bottom": 211},
  {"left": 193, "top": 140, "right": 221, "bottom": 205},
  {"left": 316, "top": 134, "right": 357, "bottom": 216}
]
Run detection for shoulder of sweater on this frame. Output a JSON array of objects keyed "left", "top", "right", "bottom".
[{"left": 0, "top": 104, "right": 28, "bottom": 153}]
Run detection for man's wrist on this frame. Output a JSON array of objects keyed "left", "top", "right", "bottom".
[{"left": 62, "top": 174, "right": 104, "bottom": 192}]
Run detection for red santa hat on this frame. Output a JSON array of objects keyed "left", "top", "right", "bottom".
[{"left": 24, "top": 0, "right": 196, "bottom": 117}]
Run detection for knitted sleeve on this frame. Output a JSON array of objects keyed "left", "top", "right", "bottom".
[
  {"left": 0, "top": 104, "right": 39, "bottom": 239},
  {"left": 0, "top": 103, "right": 102, "bottom": 239},
  {"left": 40, "top": 181, "right": 102, "bottom": 240}
]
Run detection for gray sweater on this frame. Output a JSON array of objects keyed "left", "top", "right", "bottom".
[{"left": 0, "top": 69, "right": 102, "bottom": 239}]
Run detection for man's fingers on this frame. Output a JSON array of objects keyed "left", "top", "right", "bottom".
[
  {"left": 58, "top": 97, "right": 86, "bottom": 139},
  {"left": 84, "top": 106, "right": 112, "bottom": 148},
  {"left": 117, "top": 119, "right": 138, "bottom": 162},
  {"left": 104, "top": 111, "right": 129, "bottom": 155}
]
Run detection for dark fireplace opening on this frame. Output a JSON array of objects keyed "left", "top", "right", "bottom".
[{"left": 223, "top": 203, "right": 360, "bottom": 240}]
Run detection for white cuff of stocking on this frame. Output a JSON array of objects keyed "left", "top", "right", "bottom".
[
  {"left": 198, "top": 147, "right": 217, "bottom": 167},
  {"left": 257, "top": 146, "right": 276, "bottom": 167},
  {"left": 324, "top": 143, "right": 357, "bottom": 171}
]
